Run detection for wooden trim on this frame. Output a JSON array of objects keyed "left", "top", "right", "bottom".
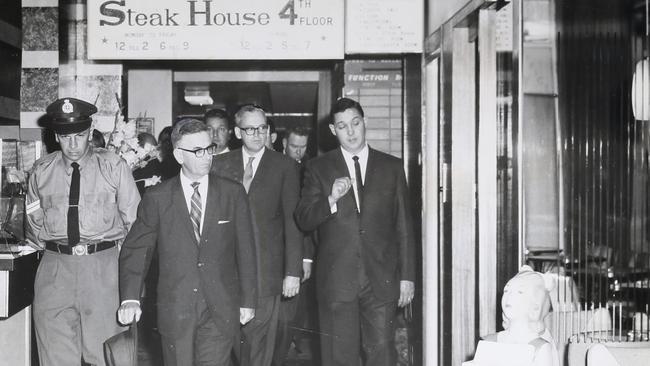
[
  {"left": 477, "top": 8, "right": 498, "bottom": 338},
  {"left": 450, "top": 26, "right": 477, "bottom": 365},
  {"left": 173, "top": 71, "right": 321, "bottom": 82},
  {"left": 422, "top": 55, "right": 440, "bottom": 366}
]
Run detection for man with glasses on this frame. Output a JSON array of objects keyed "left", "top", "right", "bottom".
[
  {"left": 25, "top": 97, "right": 140, "bottom": 366},
  {"left": 212, "top": 104, "right": 302, "bottom": 366},
  {"left": 118, "top": 118, "right": 257, "bottom": 366},
  {"left": 204, "top": 108, "right": 232, "bottom": 155}
]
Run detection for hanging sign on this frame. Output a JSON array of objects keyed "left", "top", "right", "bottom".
[{"left": 87, "top": 0, "right": 344, "bottom": 60}]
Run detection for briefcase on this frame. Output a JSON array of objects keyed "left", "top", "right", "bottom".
[{"left": 104, "top": 321, "right": 138, "bottom": 366}]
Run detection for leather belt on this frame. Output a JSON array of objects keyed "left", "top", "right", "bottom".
[{"left": 44, "top": 241, "right": 116, "bottom": 256}]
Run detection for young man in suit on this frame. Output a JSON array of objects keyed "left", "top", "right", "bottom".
[
  {"left": 211, "top": 104, "right": 303, "bottom": 366},
  {"left": 295, "top": 98, "right": 416, "bottom": 366},
  {"left": 117, "top": 118, "right": 257, "bottom": 366}
]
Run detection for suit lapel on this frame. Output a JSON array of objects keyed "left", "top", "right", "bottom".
[
  {"left": 248, "top": 148, "right": 271, "bottom": 194},
  {"left": 361, "top": 148, "right": 379, "bottom": 213},
  {"left": 202, "top": 176, "right": 220, "bottom": 242},
  {"left": 229, "top": 152, "right": 245, "bottom": 183},
  {"left": 171, "top": 176, "right": 198, "bottom": 246}
]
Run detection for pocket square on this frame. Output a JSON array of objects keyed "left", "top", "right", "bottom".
[{"left": 218, "top": 220, "right": 230, "bottom": 224}]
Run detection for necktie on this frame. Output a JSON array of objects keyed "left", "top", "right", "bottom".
[
  {"left": 68, "top": 162, "right": 80, "bottom": 245},
  {"left": 243, "top": 156, "right": 255, "bottom": 192},
  {"left": 190, "top": 182, "right": 202, "bottom": 244},
  {"left": 353, "top": 156, "right": 363, "bottom": 212}
]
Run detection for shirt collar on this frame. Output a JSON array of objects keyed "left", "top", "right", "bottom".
[
  {"left": 340, "top": 144, "right": 369, "bottom": 162},
  {"left": 60, "top": 147, "right": 94, "bottom": 175},
  {"left": 179, "top": 170, "right": 209, "bottom": 188},
  {"left": 242, "top": 146, "right": 266, "bottom": 161}
]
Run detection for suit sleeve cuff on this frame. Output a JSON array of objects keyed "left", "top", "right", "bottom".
[
  {"left": 121, "top": 299, "right": 140, "bottom": 306},
  {"left": 303, "top": 258, "right": 313, "bottom": 263}
]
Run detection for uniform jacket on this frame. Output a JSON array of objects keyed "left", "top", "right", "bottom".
[
  {"left": 211, "top": 148, "right": 302, "bottom": 298},
  {"left": 295, "top": 147, "right": 415, "bottom": 303},
  {"left": 119, "top": 174, "right": 257, "bottom": 338}
]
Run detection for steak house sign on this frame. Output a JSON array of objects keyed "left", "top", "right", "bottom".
[{"left": 87, "top": 0, "right": 344, "bottom": 59}]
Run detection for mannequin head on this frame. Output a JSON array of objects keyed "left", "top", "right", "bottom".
[{"left": 501, "top": 266, "right": 553, "bottom": 334}]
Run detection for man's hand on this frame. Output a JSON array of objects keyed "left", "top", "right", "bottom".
[
  {"left": 398, "top": 280, "right": 415, "bottom": 307},
  {"left": 328, "top": 177, "right": 352, "bottom": 205},
  {"left": 240, "top": 308, "right": 255, "bottom": 325},
  {"left": 282, "top": 275, "right": 301, "bottom": 298},
  {"left": 302, "top": 261, "right": 312, "bottom": 282},
  {"left": 117, "top": 302, "right": 142, "bottom": 325}
]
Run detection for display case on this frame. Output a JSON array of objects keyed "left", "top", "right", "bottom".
[{"left": 0, "top": 139, "right": 43, "bottom": 319}]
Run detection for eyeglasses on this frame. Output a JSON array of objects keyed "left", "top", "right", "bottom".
[
  {"left": 177, "top": 144, "right": 218, "bottom": 157},
  {"left": 239, "top": 125, "right": 269, "bottom": 136}
]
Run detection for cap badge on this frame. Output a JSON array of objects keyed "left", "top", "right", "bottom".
[{"left": 62, "top": 99, "right": 74, "bottom": 114}]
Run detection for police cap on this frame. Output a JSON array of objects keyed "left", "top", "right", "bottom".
[{"left": 46, "top": 98, "right": 97, "bottom": 134}]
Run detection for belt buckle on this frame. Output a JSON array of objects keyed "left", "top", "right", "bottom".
[{"left": 72, "top": 244, "right": 88, "bottom": 256}]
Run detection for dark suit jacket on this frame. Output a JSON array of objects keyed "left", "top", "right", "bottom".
[
  {"left": 211, "top": 148, "right": 303, "bottom": 298},
  {"left": 119, "top": 174, "right": 257, "bottom": 338},
  {"left": 297, "top": 161, "right": 315, "bottom": 261},
  {"left": 295, "top": 148, "right": 415, "bottom": 303}
]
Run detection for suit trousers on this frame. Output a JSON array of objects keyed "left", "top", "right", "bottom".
[
  {"left": 239, "top": 295, "right": 280, "bottom": 366},
  {"left": 272, "top": 278, "right": 317, "bottom": 366},
  {"left": 33, "top": 247, "right": 123, "bottom": 366},
  {"left": 318, "top": 278, "right": 397, "bottom": 366},
  {"left": 160, "top": 292, "right": 233, "bottom": 366}
]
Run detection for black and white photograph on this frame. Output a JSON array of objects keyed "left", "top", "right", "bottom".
[{"left": 1, "top": 0, "right": 650, "bottom": 365}]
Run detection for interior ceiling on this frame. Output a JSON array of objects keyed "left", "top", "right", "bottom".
[{"left": 207, "top": 82, "right": 318, "bottom": 114}]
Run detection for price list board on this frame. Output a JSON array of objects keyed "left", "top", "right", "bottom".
[
  {"left": 87, "top": 0, "right": 344, "bottom": 60},
  {"left": 345, "top": 0, "right": 423, "bottom": 54}
]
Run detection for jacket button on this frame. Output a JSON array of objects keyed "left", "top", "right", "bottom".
[
  {"left": 359, "top": 230, "right": 365, "bottom": 234},
  {"left": 193, "top": 288, "right": 198, "bottom": 293},
  {"left": 198, "top": 262, "right": 203, "bottom": 268}
]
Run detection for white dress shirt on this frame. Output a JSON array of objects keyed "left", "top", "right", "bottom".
[
  {"left": 331, "top": 144, "right": 369, "bottom": 213},
  {"left": 179, "top": 171, "right": 208, "bottom": 233},
  {"left": 242, "top": 147, "right": 266, "bottom": 179}
]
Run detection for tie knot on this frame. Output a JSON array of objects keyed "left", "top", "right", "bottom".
[
  {"left": 71, "top": 162, "right": 79, "bottom": 169},
  {"left": 191, "top": 181, "right": 200, "bottom": 190},
  {"left": 247, "top": 156, "right": 255, "bottom": 164},
  {"left": 352, "top": 156, "right": 359, "bottom": 162}
]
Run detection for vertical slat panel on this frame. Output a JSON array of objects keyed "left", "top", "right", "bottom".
[
  {"left": 451, "top": 26, "right": 477, "bottom": 365},
  {"left": 478, "top": 8, "right": 498, "bottom": 338}
]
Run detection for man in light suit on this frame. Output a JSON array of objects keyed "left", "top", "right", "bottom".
[
  {"left": 211, "top": 104, "right": 303, "bottom": 366},
  {"left": 295, "top": 98, "right": 416, "bottom": 366},
  {"left": 117, "top": 118, "right": 257, "bottom": 366}
]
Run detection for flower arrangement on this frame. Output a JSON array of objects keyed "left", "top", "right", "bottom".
[{"left": 106, "top": 118, "right": 160, "bottom": 171}]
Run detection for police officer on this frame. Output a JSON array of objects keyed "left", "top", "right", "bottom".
[{"left": 25, "top": 98, "right": 140, "bottom": 366}]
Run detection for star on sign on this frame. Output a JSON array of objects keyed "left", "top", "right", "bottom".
[{"left": 102, "top": 37, "right": 108, "bottom": 44}]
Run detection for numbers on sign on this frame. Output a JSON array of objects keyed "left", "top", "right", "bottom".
[
  {"left": 265, "top": 41, "right": 273, "bottom": 50},
  {"left": 115, "top": 42, "right": 125, "bottom": 51},
  {"left": 278, "top": 0, "right": 297, "bottom": 25},
  {"left": 183, "top": 41, "right": 190, "bottom": 50},
  {"left": 282, "top": 40, "right": 288, "bottom": 50},
  {"left": 160, "top": 41, "right": 166, "bottom": 50},
  {"left": 142, "top": 41, "right": 149, "bottom": 51},
  {"left": 241, "top": 41, "right": 250, "bottom": 50},
  {"left": 304, "top": 40, "right": 310, "bottom": 49}
]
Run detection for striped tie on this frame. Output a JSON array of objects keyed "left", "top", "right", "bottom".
[{"left": 190, "top": 182, "right": 202, "bottom": 244}]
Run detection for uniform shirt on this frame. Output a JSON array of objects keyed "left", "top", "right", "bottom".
[{"left": 26, "top": 147, "right": 140, "bottom": 246}]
